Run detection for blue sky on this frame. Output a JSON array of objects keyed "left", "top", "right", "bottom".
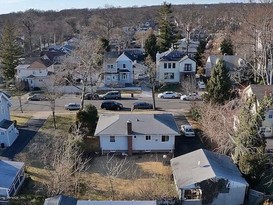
[{"left": 0, "top": 0, "right": 241, "bottom": 14}]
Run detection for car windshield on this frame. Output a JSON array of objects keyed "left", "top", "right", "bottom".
[{"left": 185, "top": 128, "right": 193, "bottom": 132}]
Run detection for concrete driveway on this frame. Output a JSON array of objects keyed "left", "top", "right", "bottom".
[{"left": 1, "top": 112, "right": 49, "bottom": 160}]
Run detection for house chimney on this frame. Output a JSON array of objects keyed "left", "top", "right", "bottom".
[
  {"left": 127, "top": 120, "right": 132, "bottom": 135},
  {"left": 127, "top": 120, "right": 133, "bottom": 156}
]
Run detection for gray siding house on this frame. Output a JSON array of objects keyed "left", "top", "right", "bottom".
[{"left": 171, "top": 149, "right": 248, "bottom": 205}]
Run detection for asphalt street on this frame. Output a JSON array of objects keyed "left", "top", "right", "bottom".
[{"left": 6, "top": 91, "right": 205, "bottom": 159}]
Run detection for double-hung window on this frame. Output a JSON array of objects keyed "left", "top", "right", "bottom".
[{"left": 110, "top": 136, "right": 115, "bottom": 142}]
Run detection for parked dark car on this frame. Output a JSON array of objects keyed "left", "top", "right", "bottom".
[
  {"left": 84, "top": 92, "right": 99, "bottom": 100},
  {"left": 132, "top": 102, "right": 153, "bottom": 110},
  {"left": 101, "top": 101, "right": 123, "bottom": 110}
]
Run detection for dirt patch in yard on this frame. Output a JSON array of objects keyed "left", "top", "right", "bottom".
[{"left": 79, "top": 154, "right": 176, "bottom": 200}]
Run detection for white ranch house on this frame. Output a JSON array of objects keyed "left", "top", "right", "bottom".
[
  {"left": 0, "top": 91, "right": 19, "bottom": 147},
  {"left": 156, "top": 49, "right": 196, "bottom": 84},
  {"left": 94, "top": 113, "right": 180, "bottom": 155}
]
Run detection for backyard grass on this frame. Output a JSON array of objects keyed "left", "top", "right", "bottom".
[
  {"left": 15, "top": 113, "right": 177, "bottom": 200},
  {"left": 10, "top": 114, "right": 32, "bottom": 126}
]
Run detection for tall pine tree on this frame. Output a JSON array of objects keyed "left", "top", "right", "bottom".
[
  {"left": 144, "top": 33, "right": 158, "bottom": 62},
  {"left": 232, "top": 95, "right": 272, "bottom": 180},
  {"left": 157, "top": 2, "right": 177, "bottom": 52},
  {"left": 220, "top": 37, "right": 234, "bottom": 55},
  {"left": 206, "top": 59, "right": 232, "bottom": 104},
  {"left": 0, "top": 21, "right": 22, "bottom": 81}
]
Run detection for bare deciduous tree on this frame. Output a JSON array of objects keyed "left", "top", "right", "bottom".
[
  {"left": 41, "top": 131, "right": 89, "bottom": 196},
  {"left": 14, "top": 81, "right": 27, "bottom": 113},
  {"left": 43, "top": 75, "right": 64, "bottom": 129},
  {"left": 105, "top": 154, "right": 131, "bottom": 200},
  {"left": 195, "top": 100, "right": 241, "bottom": 154},
  {"left": 63, "top": 36, "right": 103, "bottom": 108},
  {"left": 181, "top": 75, "right": 196, "bottom": 95},
  {"left": 145, "top": 55, "right": 157, "bottom": 110}
]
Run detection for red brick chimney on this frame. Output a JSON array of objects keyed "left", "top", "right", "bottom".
[
  {"left": 127, "top": 120, "right": 133, "bottom": 156},
  {"left": 127, "top": 120, "right": 132, "bottom": 135}
]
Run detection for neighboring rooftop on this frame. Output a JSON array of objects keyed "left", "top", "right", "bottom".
[
  {"left": 171, "top": 149, "right": 248, "bottom": 189},
  {"left": 0, "top": 160, "right": 24, "bottom": 189},
  {"left": 0, "top": 119, "right": 14, "bottom": 129}
]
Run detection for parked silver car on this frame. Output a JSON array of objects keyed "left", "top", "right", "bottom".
[
  {"left": 64, "top": 103, "right": 81, "bottom": 111},
  {"left": 99, "top": 91, "right": 121, "bottom": 100}
]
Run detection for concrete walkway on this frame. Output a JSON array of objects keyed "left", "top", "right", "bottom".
[{"left": 1, "top": 112, "right": 50, "bottom": 160}]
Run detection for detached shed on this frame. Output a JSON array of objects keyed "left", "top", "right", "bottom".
[{"left": 171, "top": 149, "right": 248, "bottom": 205}]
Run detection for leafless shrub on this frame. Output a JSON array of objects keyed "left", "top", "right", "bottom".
[{"left": 197, "top": 100, "right": 241, "bottom": 154}]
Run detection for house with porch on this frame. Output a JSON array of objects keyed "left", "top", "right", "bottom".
[
  {"left": 0, "top": 91, "right": 19, "bottom": 147},
  {"left": 15, "top": 58, "right": 54, "bottom": 90},
  {"left": 171, "top": 149, "right": 248, "bottom": 205},
  {"left": 156, "top": 49, "right": 196, "bottom": 84},
  {"left": 103, "top": 51, "right": 136, "bottom": 87},
  {"left": 0, "top": 160, "right": 25, "bottom": 199},
  {"left": 94, "top": 113, "right": 180, "bottom": 155}
]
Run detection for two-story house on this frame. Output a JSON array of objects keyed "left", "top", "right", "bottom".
[
  {"left": 175, "top": 38, "right": 200, "bottom": 58},
  {"left": 205, "top": 55, "right": 251, "bottom": 83},
  {"left": 103, "top": 51, "right": 136, "bottom": 87},
  {"left": 15, "top": 58, "right": 54, "bottom": 90},
  {"left": 156, "top": 49, "right": 196, "bottom": 84},
  {"left": 0, "top": 91, "right": 19, "bottom": 147},
  {"left": 40, "top": 50, "right": 66, "bottom": 71},
  {"left": 241, "top": 84, "right": 273, "bottom": 138}
]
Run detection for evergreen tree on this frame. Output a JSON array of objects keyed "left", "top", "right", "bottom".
[
  {"left": 220, "top": 37, "right": 234, "bottom": 55},
  {"left": 0, "top": 21, "right": 22, "bottom": 81},
  {"left": 144, "top": 33, "right": 158, "bottom": 62},
  {"left": 206, "top": 59, "right": 232, "bottom": 104},
  {"left": 194, "top": 40, "right": 207, "bottom": 67},
  {"left": 232, "top": 95, "right": 272, "bottom": 180},
  {"left": 157, "top": 2, "right": 177, "bottom": 52}
]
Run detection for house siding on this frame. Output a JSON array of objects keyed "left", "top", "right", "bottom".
[
  {"left": 0, "top": 95, "right": 10, "bottom": 121},
  {"left": 0, "top": 123, "right": 18, "bottom": 147},
  {"left": 103, "top": 53, "right": 134, "bottom": 86},
  {"left": 157, "top": 57, "right": 196, "bottom": 84},
  {"left": 242, "top": 85, "right": 273, "bottom": 137},
  {"left": 100, "top": 135, "right": 175, "bottom": 154},
  {"left": 0, "top": 93, "right": 19, "bottom": 147}
]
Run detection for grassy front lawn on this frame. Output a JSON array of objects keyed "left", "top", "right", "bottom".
[
  {"left": 10, "top": 114, "right": 32, "bottom": 126},
  {"left": 42, "top": 114, "right": 76, "bottom": 131},
  {"left": 157, "top": 83, "right": 183, "bottom": 93}
]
